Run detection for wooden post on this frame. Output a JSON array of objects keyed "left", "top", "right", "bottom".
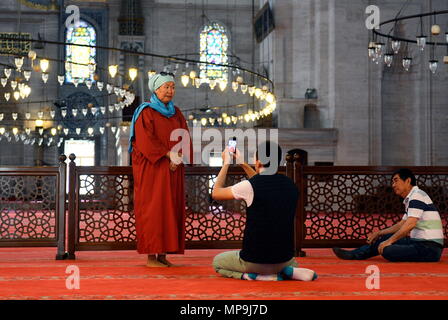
[
  {"left": 55, "top": 154, "right": 67, "bottom": 260},
  {"left": 66, "top": 154, "right": 77, "bottom": 259}
]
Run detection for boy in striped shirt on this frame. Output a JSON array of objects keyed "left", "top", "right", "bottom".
[{"left": 333, "top": 168, "right": 444, "bottom": 262}]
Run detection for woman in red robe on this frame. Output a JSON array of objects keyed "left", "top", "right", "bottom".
[{"left": 129, "top": 73, "right": 192, "bottom": 267}]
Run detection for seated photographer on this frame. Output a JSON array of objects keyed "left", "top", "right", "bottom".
[
  {"left": 333, "top": 168, "right": 444, "bottom": 262},
  {"left": 211, "top": 141, "right": 317, "bottom": 281}
]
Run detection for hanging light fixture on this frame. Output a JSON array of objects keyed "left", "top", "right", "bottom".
[
  {"left": 1, "top": 78, "right": 6, "bottom": 87},
  {"left": 391, "top": 40, "right": 401, "bottom": 54},
  {"left": 40, "top": 59, "right": 49, "bottom": 73},
  {"left": 76, "top": 128, "right": 81, "bottom": 135},
  {"left": 429, "top": 60, "right": 438, "bottom": 74},
  {"left": 51, "top": 128, "right": 57, "bottom": 136},
  {"left": 72, "top": 109, "right": 78, "bottom": 117},
  {"left": 61, "top": 109, "right": 67, "bottom": 118},
  {"left": 4, "top": 93, "right": 10, "bottom": 101},
  {"left": 57, "top": 75, "right": 64, "bottom": 86},
  {"left": 200, "top": 118, "right": 207, "bottom": 126},
  {"left": 97, "top": 81, "right": 104, "bottom": 91},
  {"left": 23, "top": 70, "right": 31, "bottom": 81},
  {"left": 402, "top": 57, "right": 412, "bottom": 71},
  {"left": 209, "top": 79, "right": 217, "bottom": 90},
  {"left": 25, "top": 112, "right": 31, "bottom": 120},
  {"left": 181, "top": 72, "right": 190, "bottom": 87},
  {"left": 108, "top": 65, "right": 118, "bottom": 78},
  {"left": 231, "top": 81, "right": 239, "bottom": 92},
  {"left": 189, "top": 70, "right": 197, "bottom": 79},
  {"left": 384, "top": 54, "right": 394, "bottom": 67},
  {"left": 13, "top": 91, "right": 20, "bottom": 100},
  {"left": 4, "top": 68, "right": 11, "bottom": 79},
  {"left": 15, "top": 57, "right": 24, "bottom": 71},
  {"left": 128, "top": 67, "right": 138, "bottom": 81},
  {"left": 248, "top": 86, "right": 256, "bottom": 96},
  {"left": 85, "top": 79, "right": 93, "bottom": 89},
  {"left": 240, "top": 84, "right": 248, "bottom": 94},
  {"left": 219, "top": 79, "right": 227, "bottom": 91},
  {"left": 63, "top": 128, "right": 69, "bottom": 135},
  {"left": 50, "top": 110, "right": 55, "bottom": 119},
  {"left": 87, "top": 127, "right": 94, "bottom": 136},
  {"left": 42, "top": 73, "right": 49, "bottom": 83},
  {"left": 28, "top": 50, "right": 37, "bottom": 61},
  {"left": 147, "top": 70, "right": 157, "bottom": 78},
  {"left": 10, "top": 80, "right": 17, "bottom": 90},
  {"left": 12, "top": 113, "right": 18, "bottom": 121},
  {"left": 194, "top": 77, "right": 202, "bottom": 88},
  {"left": 416, "top": 35, "right": 426, "bottom": 51}
]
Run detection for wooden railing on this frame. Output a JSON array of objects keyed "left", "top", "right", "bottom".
[{"left": 1, "top": 153, "right": 447, "bottom": 259}]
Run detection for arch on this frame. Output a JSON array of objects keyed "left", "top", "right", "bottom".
[
  {"left": 65, "top": 20, "right": 97, "bottom": 84},
  {"left": 199, "top": 22, "right": 229, "bottom": 82}
]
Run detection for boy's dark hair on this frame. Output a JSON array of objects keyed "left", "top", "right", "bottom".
[
  {"left": 392, "top": 168, "right": 416, "bottom": 186},
  {"left": 255, "top": 141, "right": 282, "bottom": 170}
]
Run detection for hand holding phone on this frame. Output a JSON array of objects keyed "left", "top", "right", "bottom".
[{"left": 228, "top": 137, "right": 237, "bottom": 154}]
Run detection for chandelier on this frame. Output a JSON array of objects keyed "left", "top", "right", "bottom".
[
  {"left": 0, "top": 36, "right": 276, "bottom": 147},
  {"left": 369, "top": 9, "right": 448, "bottom": 73}
]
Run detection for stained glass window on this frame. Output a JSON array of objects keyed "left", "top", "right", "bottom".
[
  {"left": 66, "top": 20, "right": 96, "bottom": 83},
  {"left": 199, "top": 22, "right": 228, "bottom": 82}
]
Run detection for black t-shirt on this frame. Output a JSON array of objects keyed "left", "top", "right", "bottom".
[{"left": 239, "top": 173, "right": 299, "bottom": 264}]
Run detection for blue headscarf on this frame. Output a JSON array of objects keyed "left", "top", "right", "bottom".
[{"left": 128, "top": 93, "right": 176, "bottom": 153}]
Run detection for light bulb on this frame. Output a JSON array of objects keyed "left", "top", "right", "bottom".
[
  {"left": 147, "top": 70, "right": 157, "bottom": 78},
  {"left": 35, "top": 119, "right": 43, "bottom": 127},
  {"left": 0, "top": 127, "right": 4, "bottom": 135},
  {"left": 219, "top": 79, "right": 227, "bottom": 91},
  {"left": 24, "top": 70, "right": 31, "bottom": 81},
  {"left": 76, "top": 128, "right": 81, "bottom": 135},
  {"left": 25, "top": 112, "right": 31, "bottom": 120},
  {"left": 209, "top": 79, "right": 216, "bottom": 90},
  {"left": 417, "top": 36, "right": 426, "bottom": 51},
  {"left": 431, "top": 24, "right": 441, "bottom": 36},
  {"left": 61, "top": 109, "right": 67, "bottom": 118},
  {"left": 128, "top": 67, "right": 138, "bottom": 81},
  {"left": 391, "top": 40, "right": 401, "bottom": 54},
  {"left": 14, "top": 91, "right": 20, "bottom": 100},
  {"left": 28, "top": 50, "right": 37, "bottom": 60},
  {"left": 85, "top": 79, "right": 92, "bottom": 89},
  {"left": 429, "top": 60, "right": 438, "bottom": 74},
  {"left": 231, "top": 81, "right": 239, "bottom": 92},
  {"left": 248, "top": 86, "right": 255, "bottom": 96},
  {"left": 12, "top": 127, "right": 18, "bottom": 136},
  {"left": 10, "top": 81, "right": 17, "bottom": 90},
  {"left": 402, "top": 57, "right": 412, "bottom": 71},
  {"left": 40, "top": 59, "right": 49, "bottom": 73},
  {"left": 384, "top": 54, "right": 393, "bottom": 67},
  {"left": 24, "top": 85, "right": 31, "bottom": 97},
  {"left": 37, "top": 111, "right": 43, "bottom": 119},
  {"left": 200, "top": 118, "right": 207, "bottom": 126},
  {"left": 87, "top": 127, "right": 94, "bottom": 135},
  {"left": 51, "top": 128, "right": 57, "bottom": 136},
  {"left": 189, "top": 70, "right": 197, "bottom": 79},
  {"left": 240, "top": 84, "right": 248, "bottom": 94},
  {"left": 194, "top": 77, "right": 202, "bottom": 88},
  {"left": 181, "top": 73, "right": 190, "bottom": 87},
  {"left": 108, "top": 65, "right": 118, "bottom": 78},
  {"left": 4, "top": 68, "right": 11, "bottom": 79},
  {"left": 254, "top": 88, "right": 262, "bottom": 99},
  {"left": 15, "top": 57, "right": 24, "bottom": 71},
  {"left": 63, "top": 128, "right": 69, "bottom": 135},
  {"left": 57, "top": 75, "right": 64, "bottom": 86},
  {"left": 82, "top": 108, "right": 88, "bottom": 117},
  {"left": 1, "top": 78, "right": 6, "bottom": 87},
  {"left": 12, "top": 113, "right": 18, "bottom": 120},
  {"left": 50, "top": 110, "right": 55, "bottom": 119},
  {"left": 42, "top": 73, "right": 49, "bottom": 83},
  {"left": 100, "top": 106, "right": 106, "bottom": 114}
]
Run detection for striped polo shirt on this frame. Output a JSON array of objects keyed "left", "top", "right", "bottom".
[{"left": 402, "top": 186, "right": 444, "bottom": 246}]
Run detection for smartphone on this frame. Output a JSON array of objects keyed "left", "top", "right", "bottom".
[{"left": 228, "top": 137, "right": 237, "bottom": 154}]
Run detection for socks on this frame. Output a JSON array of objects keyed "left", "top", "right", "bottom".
[
  {"left": 281, "top": 266, "right": 318, "bottom": 281},
  {"left": 242, "top": 273, "right": 283, "bottom": 281}
]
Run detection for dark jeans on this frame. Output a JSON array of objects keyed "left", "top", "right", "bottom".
[{"left": 350, "top": 234, "right": 443, "bottom": 262}]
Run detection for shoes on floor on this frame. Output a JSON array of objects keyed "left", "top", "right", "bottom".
[{"left": 332, "top": 247, "right": 356, "bottom": 260}]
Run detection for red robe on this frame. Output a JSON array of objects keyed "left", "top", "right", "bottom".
[{"left": 132, "top": 106, "right": 191, "bottom": 254}]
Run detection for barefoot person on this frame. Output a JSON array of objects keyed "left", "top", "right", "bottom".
[
  {"left": 129, "top": 72, "right": 192, "bottom": 267},
  {"left": 211, "top": 141, "right": 317, "bottom": 281}
]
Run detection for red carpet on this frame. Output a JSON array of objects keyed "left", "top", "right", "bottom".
[{"left": 0, "top": 248, "right": 447, "bottom": 300}]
